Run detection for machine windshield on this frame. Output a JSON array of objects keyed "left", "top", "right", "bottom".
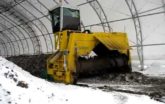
[
  {"left": 63, "top": 7, "right": 80, "bottom": 18},
  {"left": 63, "top": 7, "right": 80, "bottom": 31}
]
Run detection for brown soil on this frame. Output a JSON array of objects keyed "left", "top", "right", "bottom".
[
  {"left": 7, "top": 54, "right": 51, "bottom": 78},
  {"left": 78, "top": 73, "right": 165, "bottom": 103}
]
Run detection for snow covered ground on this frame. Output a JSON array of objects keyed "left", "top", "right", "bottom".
[
  {"left": 0, "top": 56, "right": 164, "bottom": 104},
  {"left": 132, "top": 60, "right": 165, "bottom": 77}
]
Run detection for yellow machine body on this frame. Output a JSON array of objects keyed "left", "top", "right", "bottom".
[{"left": 47, "top": 30, "right": 131, "bottom": 84}]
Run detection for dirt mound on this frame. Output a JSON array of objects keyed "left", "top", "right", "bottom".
[
  {"left": 7, "top": 54, "right": 51, "bottom": 79},
  {"left": 100, "top": 72, "right": 159, "bottom": 84},
  {"left": 79, "top": 72, "right": 165, "bottom": 85},
  {"left": 7, "top": 55, "right": 165, "bottom": 85}
]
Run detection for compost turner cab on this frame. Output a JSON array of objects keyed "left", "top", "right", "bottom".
[{"left": 47, "top": 5, "right": 132, "bottom": 84}]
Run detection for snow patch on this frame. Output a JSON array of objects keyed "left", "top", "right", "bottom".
[
  {"left": 132, "top": 60, "right": 165, "bottom": 77},
  {"left": 0, "top": 56, "right": 163, "bottom": 104}
]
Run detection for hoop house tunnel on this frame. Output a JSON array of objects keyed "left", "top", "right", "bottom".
[{"left": 0, "top": 0, "right": 165, "bottom": 77}]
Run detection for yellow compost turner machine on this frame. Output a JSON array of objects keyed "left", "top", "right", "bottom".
[{"left": 47, "top": 5, "right": 131, "bottom": 84}]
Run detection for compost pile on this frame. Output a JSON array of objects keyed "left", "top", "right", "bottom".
[
  {"left": 7, "top": 54, "right": 165, "bottom": 85},
  {"left": 5, "top": 55, "right": 165, "bottom": 103},
  {"left": 7, "top": 54, "right": 51, "bottom": 78},
  {"left": 79, "top": 72, "right": 165, "bottom": 85}
]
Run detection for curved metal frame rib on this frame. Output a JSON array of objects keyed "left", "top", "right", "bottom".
[
  {"left": 125, "top": 0, "right": 144, "bottom": 70},
  {"left": 86, "top": 0, "right": 111, "bottom": 32}
]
